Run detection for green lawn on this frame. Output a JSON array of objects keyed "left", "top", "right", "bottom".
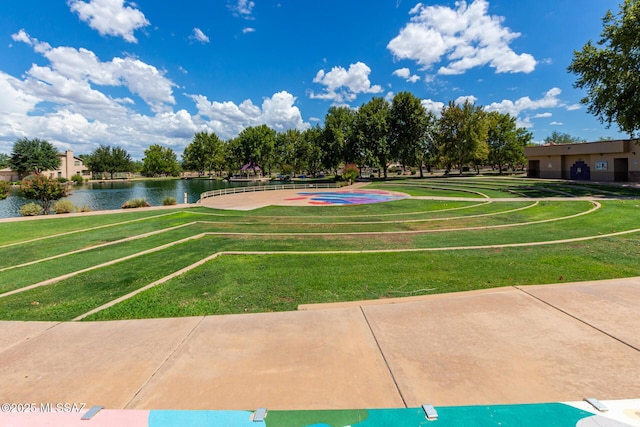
[{"left": 1, "top": 178, "right": 639, "bottom": 321}]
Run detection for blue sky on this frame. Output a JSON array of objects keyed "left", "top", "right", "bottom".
[{"left": 0, "top": 0, "right": 629, "bottom": 159}]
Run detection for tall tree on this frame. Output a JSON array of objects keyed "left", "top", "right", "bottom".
[
  {"left": 141, "top": 145, "right": 180, "bottom": 177},
  {"left": 321, "top": 106, "right": 356, "bottom": 173},
  {"left": 486, "top": 111, "right": 531, "bottom": 173},
  {"left": 234, "top": 125, "right": 276, "bottom": 173},
  {"left": 302, "top": 126, "right": 323, "bottom": 176},
  {"left": 275, "top": 129, "right": 303, "bottom": 174},
  {"left": 568, "top": 0, "right": 640, "bottom": 137},
  {"left": 8, "top": 138, "right": 60, "bottom": 176},
  {"left": 355, "top": 97, "right": 392, "bottom": 178},
  {"left": 182, "top": 132, "right": 225, "bottom": 176},
  {"left": 87, "top": 145, "right": 134, "bottom": 179},
  {"left": 0, "top": 153, "right": 9, "bottom": 169},
  {"left": 390, "top": 91, "right": 429, "bottom": 174},
  {"left": 438, "top": 100, "right": 488, "bottom": 175}
]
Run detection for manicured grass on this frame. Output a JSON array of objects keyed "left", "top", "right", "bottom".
[
  {"left": 1, "top": 178, "right": 639, "bottom": 321},
  {"left": 0, "top": 209, "right": 183, "bottom": 245},
  {"left": 0, "top": 238, "right": 220, "bottom": 321},
  {"left": 85, "top": 234, "right": 640, "bottom": 320}
]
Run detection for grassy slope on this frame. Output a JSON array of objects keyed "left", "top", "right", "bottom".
[{"left": 1, "top": 179, "right": 639, "bottom": 321}]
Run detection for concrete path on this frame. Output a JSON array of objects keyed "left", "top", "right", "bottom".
[
  {"left": 0, "top": 278, "right": 638, "bottom": 410},
  {"left": 196, "top": 182, "right": 382, "bottom": 210}
]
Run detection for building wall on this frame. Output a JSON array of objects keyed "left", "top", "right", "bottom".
[
  {"left": 0, "top": 168, "right": 20, "bottom": 182},
  {"left": 44, "top": 150, "right": 90, "bottom": 180},
  {"left": 525, "top": 139, "right": 640, "bottom": 182}
]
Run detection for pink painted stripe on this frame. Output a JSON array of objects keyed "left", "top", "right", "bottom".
[{"left": 0, "top": 410, "right": 150, "bottom": 427}]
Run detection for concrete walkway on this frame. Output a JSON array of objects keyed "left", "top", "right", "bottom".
[{"left": 0, "top": 278, "right": 638, "bottom": 410}]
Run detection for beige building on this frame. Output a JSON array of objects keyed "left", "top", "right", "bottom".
[
  {"left": 46, "top": 150, "right": 91, "bottom": 180},
  {"left": 525, "top": 139, "right": 640, "bottom": 182},
  {"left": 0, "top": 150, "right": 91, "bottom": 181}
]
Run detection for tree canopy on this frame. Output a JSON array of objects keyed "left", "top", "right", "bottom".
[
  {"left": 182, "top": 132, "right": 226, "bottom": 176},
  {"left": 389, "top": 91, "right": 433, "bottom": 176},
  {"left": 86, "top": 144, "right": 134, "bottom": 179},
  {"left": 321, "top": 106, "right": 356, "bottom": 172},
  {"left": 438, "top": 100, "right": 488, "bottom": 175},
  {"left": 8, "top": 138, "right": 60, "bottom": 176},
  {"left": 355, "top": 97, "right": 392, "bottom": 178},
  {"left": 543, "top": 131, "right": 585, "bottom": 145},
  {"left": 487, "top": 111, "right": 532, "bottom": 173},
  {"left": 230, "top": 125, "right": 276, "bottom": 173},
  {"left": 141, "top": 144, "right": 180, "bottom": 177},
  {"left": 568, "top": 0, "right": 640, "bottom": 137}
]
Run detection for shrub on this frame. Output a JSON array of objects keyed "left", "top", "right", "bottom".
[
  {"left": 280, "top": 164, "right": 294, "bottom": 176},
  {"left": 20, "top": 203, "right": 43, "bottom": 216},
  {"left": 0, "top": 180, "right": 10, "bottom": 200},
  {"left": 70, "top": 174, "right": 84, "bottom": 185},
  {"left": 52, "top": 199, "right": 76, "bottom": 214},
  {"left": 162, "top": 196, "right": 177, "bottom": 206},
  {"left": 56, "top": 177, "right": 68, "bottom": 183},
  {"left": 343, "top": 164, "right": 359, "bottom": 184},
  {"left": 77, "top": 204, "right": 92, "bottom": 212},
  {"left": 20, "top": 174, "right": 70, "bottom": 214},
  {"left": 122, "top": 198, "right": 150, "bottom": 209}
]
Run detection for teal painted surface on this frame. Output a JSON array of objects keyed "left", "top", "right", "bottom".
[
  {"left": 146, "top": 403, "right": 594, "bottom": 427},
  {"left": 434, "top": 403, "right": 594, "bottom": 427},
  {"left": 149, "top": 409, "right": 255, "bottom": 426}
]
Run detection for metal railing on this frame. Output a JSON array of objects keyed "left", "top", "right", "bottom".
[{"left": 198, "top": 182, "right": 339, "bottom": 202}]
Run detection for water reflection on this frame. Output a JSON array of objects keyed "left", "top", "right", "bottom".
[{"left": 0, "top": 178, "right": 260, "bottom": 219}]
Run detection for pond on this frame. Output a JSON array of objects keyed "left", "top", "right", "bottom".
[{"left": 0, "top": 178, "right": 270, "bottom": 219}]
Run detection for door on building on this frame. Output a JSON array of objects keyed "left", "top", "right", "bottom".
[
  {"left": 614, "top": 158, "right": 628, "bottom": 182},
  {"left": 569, "top": 160, "right": 590, "bottom": 180},
  {"left": 527, "top": 160, "right": 540, "bottom": 178}
]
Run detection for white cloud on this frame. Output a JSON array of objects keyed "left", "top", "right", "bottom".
[
  {"left": 517, "top": 116, "right": 532, "bottom": 129},
  {"left": 188, "top": 91, "right": 309, "bottom": 138},
  {"left": 11, "top": 29, "right": 32, "bottom": 45},
  {"left": 310, "top": 62, "right": 383, "bottom": 103},
  {"left": 392, "top": 67, "right": 421, "bottom": 83},
  {"left": 242, "top": 27, "right": 256, "bottom": 34},
  {"left": 260, "top": 92, "right": 310, "bottom": 132},
  {"left": 229, "top": 0, "right": 255, "bottom": 19},
  {"left": 0, "top": 33, "right": 198, "bottom": 157},
  {"left": 388, "top": 0, "right": 536, "bottom": 75},
  {"left": 421, "top": 99, "right": 445, "bottom": 115},
  {"left": 190, "top": 28, "right": 210, "bottom": 44},
  {"left": 485, "top": 87, "right": 562, "bottom": 117},
  {"left": 12, "top": 32, "right": 176, "bottom": 115},
  {"left": 550, "top": 121, "right": 563, "bottom": 126},
  {"left": 455, "top": 95, "right": 478, "bottom": 105},
  {"left": 566, "top": 103, "right": 581, "bottom": 111},
  {"left": 533, "top": 112, "right": 552, "bottom": 118},
  {"left": 0, "top": 31, "right": 310, "bottom": 158},
  {"left": 68, "top": 0, "right": 150, "bottom": 43},
  {"left": 0, "top": 72, "right": 40, "bottom": 115},
  {"left": 11, "top": 29, "right": 51, "bottom": 53}
]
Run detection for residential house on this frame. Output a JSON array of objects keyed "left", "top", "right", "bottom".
[{"left": 0, "top": 150, "right": 91, "bottom": 181}]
